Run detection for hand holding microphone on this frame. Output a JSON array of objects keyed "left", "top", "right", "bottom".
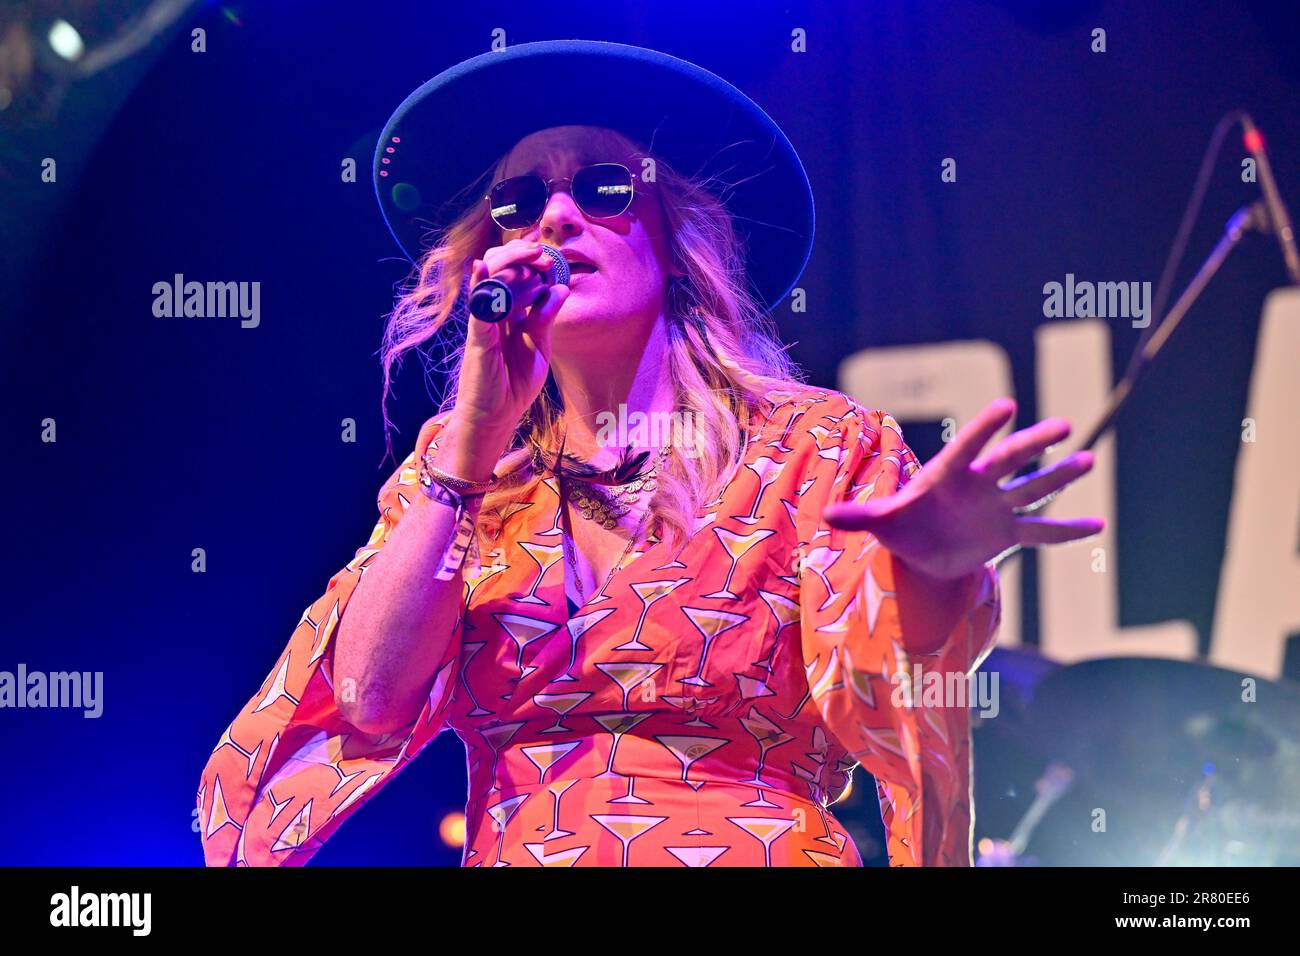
[
  {"left": 469, "top": 241, "right": 570, "bottom": 321},
  {"left": 450, "top": 240, "right": 571, "bottom": 447}
]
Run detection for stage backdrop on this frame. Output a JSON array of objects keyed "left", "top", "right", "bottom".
[{"left": 1, "top": 0, "right": 1297, "bottom": 865}]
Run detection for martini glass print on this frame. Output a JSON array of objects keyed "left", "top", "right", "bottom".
[
  {"left": 516, "top": 540, "right": 564, "bottom": 605},
  {"left": 703, "top": 528, "right": 775, "bottom": 599},
  {"left": 591, "top": 711, "right": 653, "bottom": 781},
  {"left": 615, "top": 578, "right": 692, "bottom": 651},
  {"left": 533, "top": 691, "right": 592, "bottom": 733},
  {"left": 677, "top": 606, "right": 747, "bottom": 688},
  {"left": 732, "top": 456, "right": 784, "bottom": 525}
]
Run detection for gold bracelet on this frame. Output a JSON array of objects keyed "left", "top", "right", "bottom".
[{"left": 419, "top": 452, "right": 498, "bottom": 496}]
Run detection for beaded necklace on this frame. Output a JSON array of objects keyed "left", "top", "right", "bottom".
[{"left": 553, "top": 439, "right": 671, "bottom": 610}]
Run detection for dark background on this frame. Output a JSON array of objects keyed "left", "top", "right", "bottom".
[{"left": 1, "top": 0, "right": 1297, "bottom": 864}]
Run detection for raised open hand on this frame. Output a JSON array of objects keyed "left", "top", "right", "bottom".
[{"left": 823, "top": 398, "right": 1104, "bottom": 581}]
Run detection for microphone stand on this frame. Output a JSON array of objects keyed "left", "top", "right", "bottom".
[{"left": 1077, "top": 202, "right": 1267, "bottom": 452}]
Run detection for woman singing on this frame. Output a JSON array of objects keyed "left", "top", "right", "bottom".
[{"left": 197, "top": 40, "right": 1102, "bottom": 867}]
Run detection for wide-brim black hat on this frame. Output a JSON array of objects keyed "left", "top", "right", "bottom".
[{"left": 373, "top": 39, "right": 814, "bottom": 313}]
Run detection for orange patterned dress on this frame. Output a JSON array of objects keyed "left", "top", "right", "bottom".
[{"left": 197, "top": 385, "right": 1001, "bottom": 866}]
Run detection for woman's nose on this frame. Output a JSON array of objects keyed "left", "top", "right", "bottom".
[{"left": 538, "top": 188, "right": 584, "bottom": 240}]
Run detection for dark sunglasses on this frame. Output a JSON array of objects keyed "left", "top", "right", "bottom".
[{"left": 486, "top": 162, "right": 636, "bottom": 230}]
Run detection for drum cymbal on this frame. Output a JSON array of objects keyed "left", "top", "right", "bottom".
[{"left": 976, "top": 655, "right": 1300, "bottom": 865}]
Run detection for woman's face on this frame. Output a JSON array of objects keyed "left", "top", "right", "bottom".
[{"left": 495, "top": 126, "right": 677, "bottom": 344}]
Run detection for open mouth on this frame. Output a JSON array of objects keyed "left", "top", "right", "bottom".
[{"left": 568, "top": 262, "right": 598, "bottom": 275}]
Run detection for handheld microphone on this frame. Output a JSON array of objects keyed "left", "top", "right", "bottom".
[
  {"left": 468, "top": 244, "right": 570, "bottom": 322},
  {"left": 1240, "top": 114, "right": 1300, "bottom": 285}
]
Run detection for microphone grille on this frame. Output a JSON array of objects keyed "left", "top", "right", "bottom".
[{"left": 537, "top": 244, "right": 571, "bottom": 286}]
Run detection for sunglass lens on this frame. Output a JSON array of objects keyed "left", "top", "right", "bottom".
[
  {"left": 489, "top": 176, "right": 548, "bottom": 229},
  {"left": 573, "top": 164, "right": 634, "bottom": 218}
]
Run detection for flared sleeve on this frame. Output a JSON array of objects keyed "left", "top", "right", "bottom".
[
  {"left": 196, "top": 412, "right": 463, "bottom": 866},
  {"left": 794, "top": 395, "right": 1001, "bottom": 866}
]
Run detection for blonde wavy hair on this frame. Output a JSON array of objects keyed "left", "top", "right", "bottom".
[{"left": 379, "top": 127, "right": 806, "bottom": 559}]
